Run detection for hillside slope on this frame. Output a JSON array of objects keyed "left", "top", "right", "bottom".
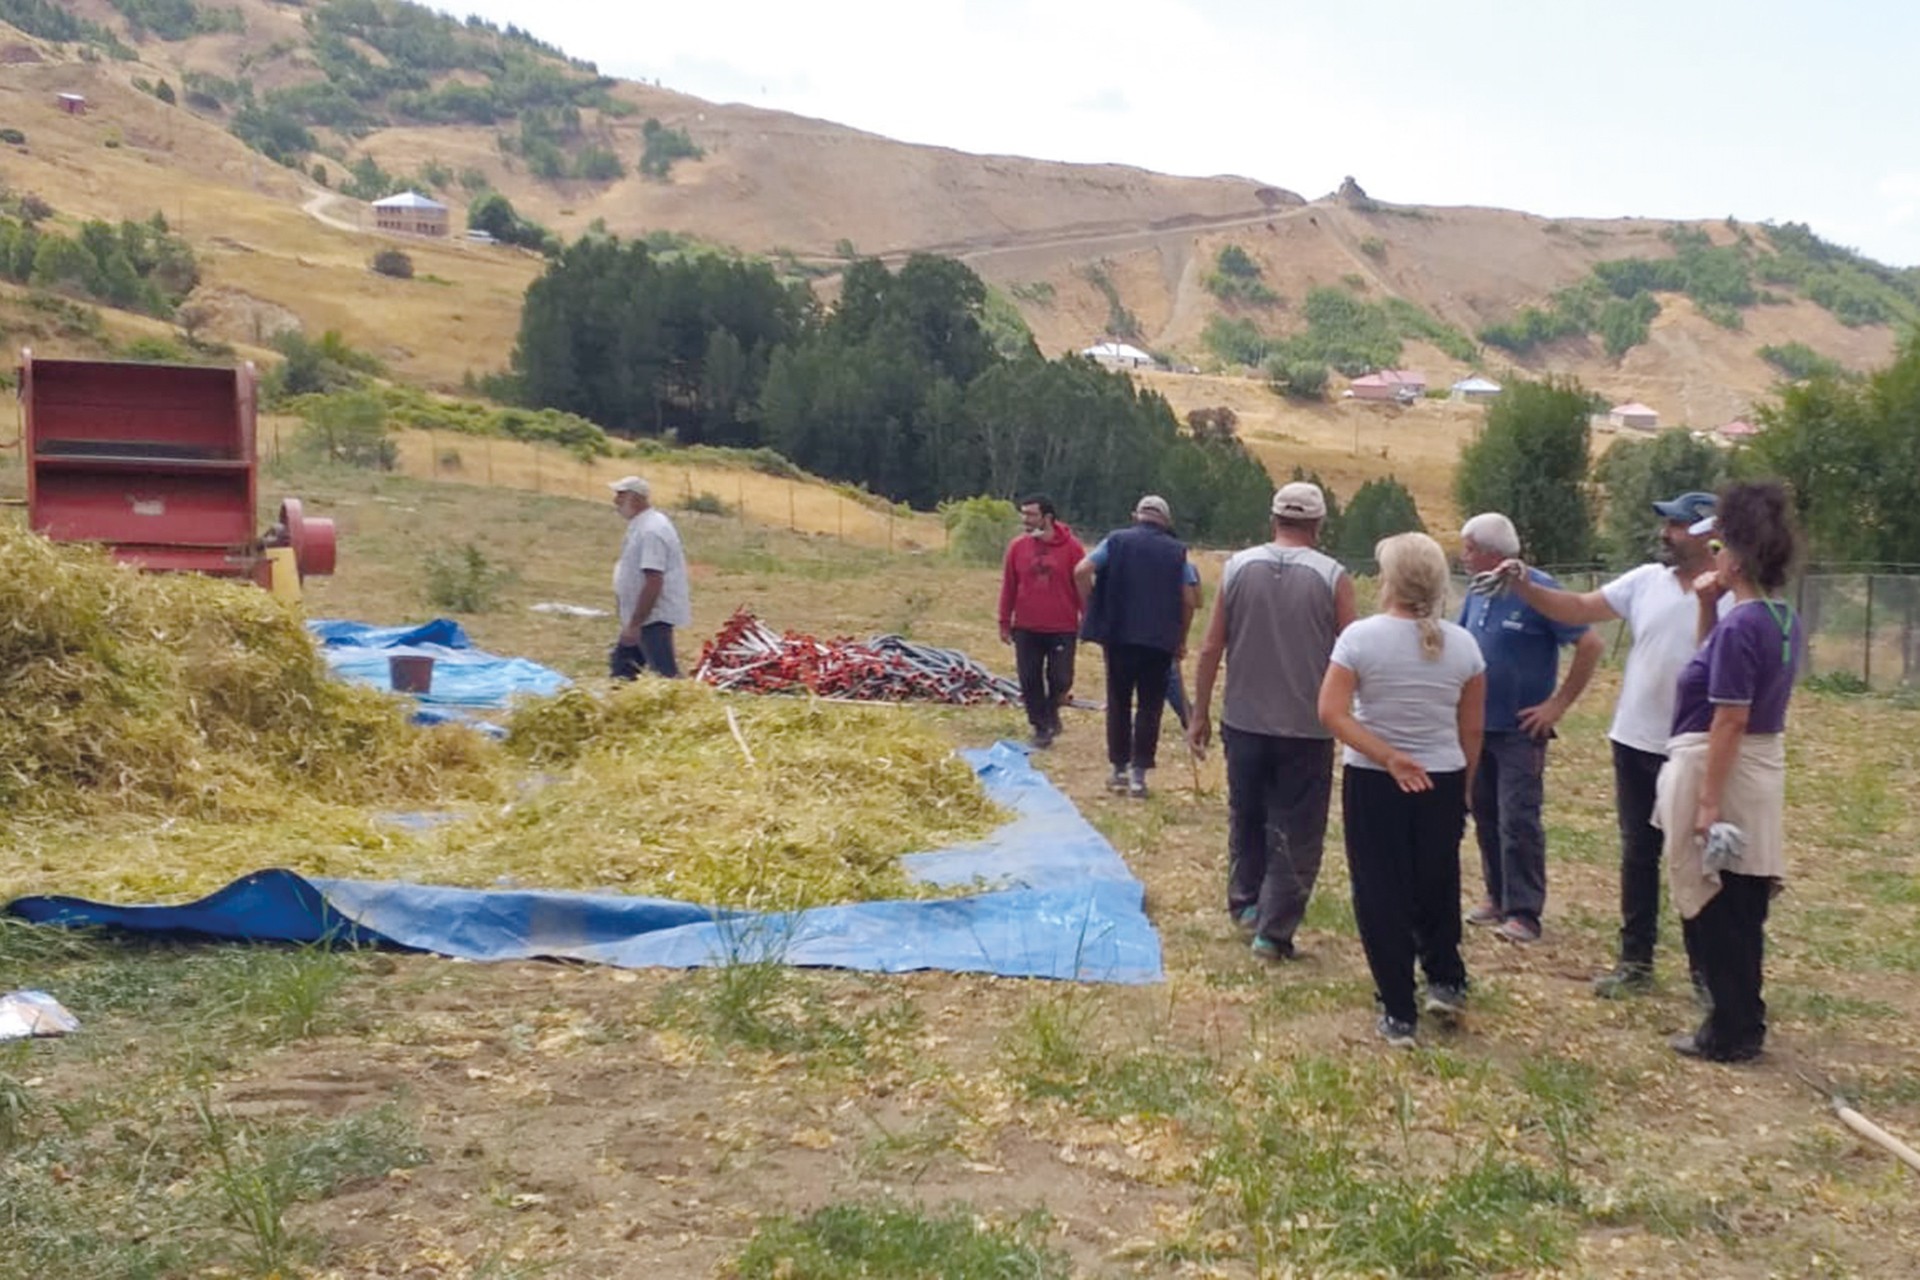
[{"left": 0, "top": 0, "right": 1908, "bottom": 430}]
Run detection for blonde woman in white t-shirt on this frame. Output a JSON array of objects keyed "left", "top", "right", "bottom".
[{"left": 1318, "top": 533, "right": 1487, "bottom": 1048}]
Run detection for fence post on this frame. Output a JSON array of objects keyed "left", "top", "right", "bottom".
[
  {"left": 737, "top": 474, "right": 745, "bottom": 525},
  {"left": 788, "top": 481, "right": 796, "bottom": 531},
  {"left": 1865, "top": 573, "right": 1875, "bottom": 689}
]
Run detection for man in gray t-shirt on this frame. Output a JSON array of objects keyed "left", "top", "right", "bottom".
[{"left": 1189, "top": 483, "right": 1356, "bottom": 961}]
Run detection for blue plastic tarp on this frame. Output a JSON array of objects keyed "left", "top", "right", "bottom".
[
  {"left": 308, "top": 617, "right": 571, "bottom": 709},
  {"left": 5, "top": 744, "right": 1163, "bottom": 984}
]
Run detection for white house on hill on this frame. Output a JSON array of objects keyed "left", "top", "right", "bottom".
[
  {"left": 1609, "top": 401, "right": 1659, "bottom": 431},
  {"left": 1082, "top": 341, "right": 1157, "bottom": 369},
  {"left": 1449, "top": 375, "right": 1502, "bottom": 403}
]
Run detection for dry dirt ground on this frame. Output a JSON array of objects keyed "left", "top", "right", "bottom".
[{"left": 5, "top": 462, "right": 1918, "bottom": 1278}]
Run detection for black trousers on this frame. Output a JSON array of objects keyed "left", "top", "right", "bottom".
[
  {"left": 1342, "top": 764, "right": 1469, "bottom": 1026},
  {"left": 1613, "top": 741, "right": 1698, "bottom": 976},
  {"left": 1012, "top": 629, "right": 1076, "bottom": 733},
  {"left": 1225, "top": 729, "right": 1333, "bottom": 948},
  {"left": 1102, "top": 642, "right": 1172, "bottom": 770},
  {"left": 1682, "top": 871, "right": 1773, "bottom": 1059}
]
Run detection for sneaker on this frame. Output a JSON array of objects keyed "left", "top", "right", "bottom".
[
  {"left": 1591, "top": 964, "right": 1654, "bottom": 999},
  {"left": 1105, "top": 768, "right": 1128, "bottom": 794},
  {"left": 1234, "top": 906, "right": 1259, "bottom": 934},
  {"left": 1495, "top": 917, "right": 1541, "bottom": 945},
  {"left": 1424, "top": 983, "right": 1468, "bottom": 1018},
  {"left": 1376, "top": 1015, "right": 1418, "bottom": 1049},
  {"left": 1250, "top": 935, "right": 1296, "bottom": 963},
  {"left": 1127, "top": 767, "right": 1149, "bottom": 799},
  {"left": 1028, "top": 728, "right": 1055, "bottom": 750},
  {"left": 1465, "top": 898, "right": 1502, "bottom": 927}
]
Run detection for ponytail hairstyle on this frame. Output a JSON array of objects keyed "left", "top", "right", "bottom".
[{"left": 1376, "top": 532, "right": 1451, "bottom": 660}]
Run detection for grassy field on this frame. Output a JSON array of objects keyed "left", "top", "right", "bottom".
[{"left": 2, "top": 454, "right": 1918, "bottom": 1278}]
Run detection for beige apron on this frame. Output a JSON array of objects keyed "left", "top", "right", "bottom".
[{"left": 1653, "top": 730, "right": 1787, "bottom": 919}]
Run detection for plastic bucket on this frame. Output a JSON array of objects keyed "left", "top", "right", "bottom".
[{"left": 389, "top": 654, "right": 436, "bottom": 694}]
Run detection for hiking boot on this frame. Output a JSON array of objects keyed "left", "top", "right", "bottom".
[
  {"left": 1591, "top": 964, "right": 1654, "bottom": 999},
  {"left": 1465, "top": 898, "right": 1502, "bottom": 927},
  {"left": 1424, "top": 983, "right": 1468, "bottom": 1018},
  {"left": 1495, "top": 917, "right": 1541, "bottom": 945},
  {"left": 1127, "top": 767, "right": 1149, "bottom": 799},
  {"left": 1251, "top": 935, "right": 1297, "bottom": 963},
  {"left": 1376, "top": 1015, "right": 1418, "bottom": 1049},
  {"left": 1234, "top": 906, "right": 1259, "bottom": 934},
  {"left": 1106, "top": 768, "right": 1128, "bottom": 794}
]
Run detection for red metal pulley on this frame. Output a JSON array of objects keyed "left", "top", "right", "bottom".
[{"left": 278, "top": 498, "right": 338, "bottom": 578}]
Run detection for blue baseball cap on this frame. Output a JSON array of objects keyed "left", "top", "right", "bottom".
[{"left": 1652, "top": 491, "right": 1717, "bottom": 524}]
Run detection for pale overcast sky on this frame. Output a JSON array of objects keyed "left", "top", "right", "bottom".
[{"left": 440, "top": 0, "right": 1920, "bottom": 267}]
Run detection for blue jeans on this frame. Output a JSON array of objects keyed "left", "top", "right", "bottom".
[{"left": 610, "top": 622, "right": 679, "bottom": 679}]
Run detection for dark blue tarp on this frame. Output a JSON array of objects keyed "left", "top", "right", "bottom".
[
  {"left": 308, "top": 617, "right": 571, "bottom": 708},
  {"left": 6, "top": 744, "right": 1162, "bottom": 984}
]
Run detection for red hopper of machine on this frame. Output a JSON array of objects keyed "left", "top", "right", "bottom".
[{"left": 17, "top": 349, "right": 336, "bottom": 591}]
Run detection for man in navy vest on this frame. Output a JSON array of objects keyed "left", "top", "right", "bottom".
[{"left": 1075, "top": 495, "right": 1195, "bottom": 798}]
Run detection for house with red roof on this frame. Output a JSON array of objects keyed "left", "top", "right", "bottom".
[{"left": 1347, "top": 369, "right": 1428, "bottom": 403}]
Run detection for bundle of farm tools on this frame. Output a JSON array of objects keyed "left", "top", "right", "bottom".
[{"left": 696, "top": 609, "right": 1022, "bottom": 706}]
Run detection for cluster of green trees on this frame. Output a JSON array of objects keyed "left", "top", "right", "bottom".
[
  {"left": 105, "top": 0, "right": 241, "bottom": 41},
  {"left": 1290, "top": 468, "right": 1427, "bottom": 567},
  {"left": 0, "top": 213, "right": 197, "bottom": 318},
  {"left": 187, "top": 0, "right": 626, "bottom": 176},
  {"left": 1748, "top": 334, "right": 1920, "bottom": 565},
  {"left": 1482, "top": 222, "right": 1920, "bottom": 360},
  {"left": 509, "top": 236, "right": 808, "bottom": 444},
  {"left": 0, "top": 0, "right": 134, "bottom": 56},
  {"left": 639, "top": 119, "right": 702, "bottom": 181},
  {"left": 1453, "top": 342, "right": 1920, "bottom": 570},
  {"left": 1203, "top": 286, "right": 1475, "bottom": 396},
  {"left": 503, "top": 244, "right": 1274, "bottom": 542},
  {"left": 465, "top": 193, "right": 555, "bottom": 252},
  {"left": 1759, "top": 223, "right": 1920, "bottom": 329},
  {"left": 1758, "top": 341, "right": 1847, "bottom": 382},
  {"left": 1203, "top": 245, "right": 1279, "bottom": 306}
]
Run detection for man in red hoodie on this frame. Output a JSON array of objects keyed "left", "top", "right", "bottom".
[{"left": 999, "top": 494, "right": 1087, "bottom": 749}]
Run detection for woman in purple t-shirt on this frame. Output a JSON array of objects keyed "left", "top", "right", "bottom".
[{"left": 1655, "top": 481, "right": 1804, "bottom": 1063}]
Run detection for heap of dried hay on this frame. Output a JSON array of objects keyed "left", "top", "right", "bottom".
[
  {"left": 0, "top": 521, "right": 491, "bottom": 818},
  {"left": 0, "top": 524, "right": 1002, "bottom": 911},
  {"left": 416, "top": 680, "right": 1004, "bottom": 909}
]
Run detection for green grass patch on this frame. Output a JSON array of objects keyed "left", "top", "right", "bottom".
[{"left": 732, "top": 1200, "right": 1069, "bottom": 1279}]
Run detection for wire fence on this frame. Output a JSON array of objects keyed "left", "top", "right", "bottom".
[{"left": 1503, "top": 567, "right": 1920, "bottom": 692}]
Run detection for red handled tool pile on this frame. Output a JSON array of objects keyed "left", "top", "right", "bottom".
[{"left": 696, "top": 609, "right": 1022, "bottom": 706}]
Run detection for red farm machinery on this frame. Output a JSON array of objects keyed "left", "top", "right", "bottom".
[{"left": 17, "top": 350, "right": 336, "bottom": 595}]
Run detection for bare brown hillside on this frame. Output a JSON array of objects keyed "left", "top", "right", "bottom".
[{"left": 0, "top": 0, "right": 1902, "bottom": 426}]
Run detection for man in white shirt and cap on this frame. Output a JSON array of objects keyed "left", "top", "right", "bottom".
[
  {"left": 608, "top": 475, "right": 691, "bottom": 679},
  {"left": 1495, "top": 490, "right": 1722, "bottom": 998}
]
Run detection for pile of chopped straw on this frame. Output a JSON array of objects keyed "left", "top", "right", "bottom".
[
  {"left": 424, "top": 680, "right": 1003, "bottom": 909},
  {"left": 0, "top": 524, "right": 1001, "bottom": 910},
  {"left": 0, "top": 521, "right": 491, "bottom": 820}
]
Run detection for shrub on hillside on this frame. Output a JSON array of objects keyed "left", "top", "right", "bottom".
[{"left": 370, "top": 248, "right": 414, "bottom": 279}]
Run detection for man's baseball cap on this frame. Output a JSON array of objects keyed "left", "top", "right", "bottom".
[
  {"left": 1134, "top": 494, "right": 1172, "bottom": 523},
  {"left": 1272, "top": 482, "right": 1327, "bottom": 520},
  {"left": 1652, "top": 491, "right": 1715, "bottom": 524},
  {"left": 608, "top": 475, "right": 651, "bottom": 496}
]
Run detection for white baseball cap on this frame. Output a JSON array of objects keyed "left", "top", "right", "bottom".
[{"left": 608, "top": 475, "right": 651, "bottom": 496}]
